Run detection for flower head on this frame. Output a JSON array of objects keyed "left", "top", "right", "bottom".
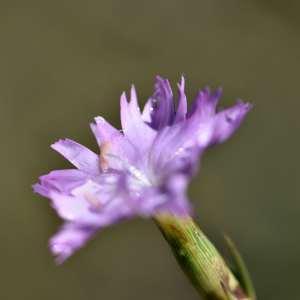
[{"left": 33, "top": 76, "right": 251, "bottom": 263}]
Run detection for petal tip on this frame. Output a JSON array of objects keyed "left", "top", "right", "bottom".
[
  {"left": 178, "top": 75, "right": 185, "bottom": 90},
  {"left": 120, "top": 92, "right": 129, "bottom": 109},
  {"left": 130, "top": 85, "right": 138, "bottom": 105},
  {"left": 49, "top": 241, "right": 71, "bottom": 265},
  {"left": 236, "top": 100, "right": 253, "bottom": 114},
  {"left": 50, "top": 138, "right": 69, "bottom": 151},
  {"left": 32, "top": 182, "right": 50, "bottom": 197},
  {"left": 94, "top": 116, "right": 105, "bottom": 124},
  {"left": 214, "top": 87, "right": 223, "bottom": 98}
]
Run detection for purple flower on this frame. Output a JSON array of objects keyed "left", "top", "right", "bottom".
[{"left": 33, "top": 76, "right": 251, "bottom": 263}]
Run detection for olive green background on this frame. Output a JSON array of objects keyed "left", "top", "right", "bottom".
[{"left": 0, "top": 0, "right": 299, "bottom": 299}]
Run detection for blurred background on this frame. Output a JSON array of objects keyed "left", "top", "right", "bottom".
[{"left": 0, "top": 0, "right": 299, "bottom": 299}]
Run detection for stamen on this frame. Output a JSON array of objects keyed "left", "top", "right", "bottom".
[
  {"left": 100, "top": 142, "right": 110, "bottom": 171},
  {"left": 84, "top": 192, "right": 102, "bottom": 212}
]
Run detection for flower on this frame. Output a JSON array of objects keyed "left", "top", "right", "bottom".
[{"left": 33, "top": 76, "right": 251, "bottom": 263}]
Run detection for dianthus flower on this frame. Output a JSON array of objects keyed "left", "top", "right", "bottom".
[{"left": 33, "top": 76, "right": 251, "bottom": 263}]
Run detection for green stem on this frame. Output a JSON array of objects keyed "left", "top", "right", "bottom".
[{"left": 155, "top": 214, "right": 251, "bottom": 300}]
